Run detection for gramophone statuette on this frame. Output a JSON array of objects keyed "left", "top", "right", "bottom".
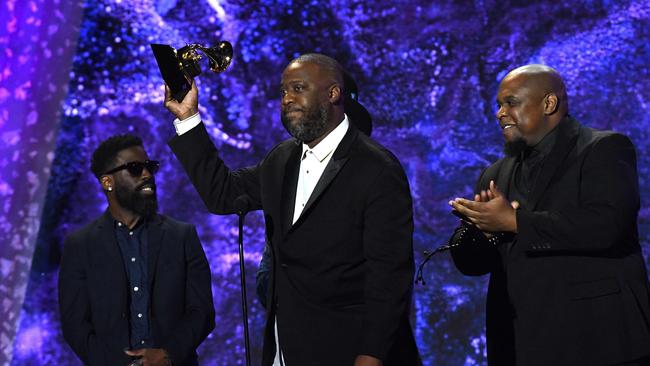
[
  {"left": 177, "top": 41, "right": 233, "bottom": 76},
  {"left": 151, "top": 41, "right": 233, "bottom": 102}
]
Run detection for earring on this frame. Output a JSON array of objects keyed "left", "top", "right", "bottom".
[{"left": 107, "top": 186, "right": 113, "bottom": 192}]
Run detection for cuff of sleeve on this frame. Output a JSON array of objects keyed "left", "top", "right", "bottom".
[
  {"left": 174, "top": 112, "right": 201, "bottom": 135},
  {"left": 516, "top": 209, "right": 538, "bottom": 250}
]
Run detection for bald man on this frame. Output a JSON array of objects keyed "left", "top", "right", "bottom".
[
  {"left": 165, "top": 53, "right": 420, "bottom": 366},
  {"left": 449, "top": 65, "right": 650, "bottom": 365}
]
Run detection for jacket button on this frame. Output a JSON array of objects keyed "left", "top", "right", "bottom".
[
  {"left": 121, "top": 312, "right": 126, "bottom": 319},
  {"left": 280, "top": 263, "right": 288, "bottom": 268}
]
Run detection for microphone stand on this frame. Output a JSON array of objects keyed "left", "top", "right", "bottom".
[{"left": 235, "top": 197, "right": 252, "bottom": 366}]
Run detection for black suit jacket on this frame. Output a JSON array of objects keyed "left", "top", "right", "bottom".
[
  {"left": 451, "top": 116, "right": 650, "bottom": 365},
  {"left": 169, "top": 122, "right": 421, "bottom": 365},
  {"left": 58, "top": 212, "right": 215, "bottom": 366}
]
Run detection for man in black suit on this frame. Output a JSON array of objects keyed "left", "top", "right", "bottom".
[
  {"left": 58, "top": 135, "right": 215, "bottom": 366},
  {"left": 449, "top": 65, "right": 650, "bottom": 365},
  {"left": 165, "top": 53, "right": 421, "bottom": 366},
  {"left": 255, "top": 71, "right": 374, "bottom": 309}
]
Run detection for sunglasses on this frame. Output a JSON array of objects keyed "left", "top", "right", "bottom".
[{"left": 104, "top": 160, "right": 160, "bottom": 176}]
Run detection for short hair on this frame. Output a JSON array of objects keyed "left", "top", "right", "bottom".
[
  {"left": 289, "top": 53, "right": 345, "bottom": 90},
  {"left": 90, "top": 134, "right": 143, "bottom": 179}
]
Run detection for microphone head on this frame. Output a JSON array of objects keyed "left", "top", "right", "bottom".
[{"left": 234, "top": 194, "right": 252, "bottom": 215}]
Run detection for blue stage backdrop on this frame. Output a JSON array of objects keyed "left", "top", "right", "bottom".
[{"left": 4, "top": 0, "right": 650, "bottom": 365}]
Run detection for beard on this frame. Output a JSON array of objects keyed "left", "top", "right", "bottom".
[
  {"left": 114, "top": 179, "right": 158, "bottom": 218},
  {"left": 503, "top": 137, "right": 528, "bottom": 157},
  {"left": 281, "top": 104, "right": 329, "bottom": 143}
]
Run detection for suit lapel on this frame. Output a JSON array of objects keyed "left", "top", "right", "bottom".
[
  {"left": 295, "top": 157, "right": 349, "bottom": 225},
  {"left": 290, "top": 126, "right": 358, "bottom": 229},
  {"left": 147, "top": 215, "right": 164, "bottom": 292},
  {"left": 494, "top": 157, "right": 516, "bottom": 198},
  {"left": 529, "top": 116, "right": 580, "bottom": 209},
  {"left": 280, "top": 142, "right": 302, "bottom": 235},
  {"left": 488, "top": 159, "right": 517, "bottom": 254},
  {"left": 96, "top": 212, "right": 128, "bottom": 304}
]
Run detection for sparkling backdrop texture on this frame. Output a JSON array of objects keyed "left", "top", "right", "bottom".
[
  {"left": 3, "top": 0, "right": 650, "bottom": 365},
  {"left": 0, "top": 0, "right": 83, "bottom": 364}
]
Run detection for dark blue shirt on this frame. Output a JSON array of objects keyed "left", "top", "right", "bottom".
[{"left": 114, "top": 219, "right": 152, "bottom": 349}]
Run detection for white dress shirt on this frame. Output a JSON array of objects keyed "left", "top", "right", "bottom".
[
  {"left": 292, "top": 116, "right": 349, "bottom": 224},
  {"left": 173, "top": 112, "right": 202, "bottom": 135}
]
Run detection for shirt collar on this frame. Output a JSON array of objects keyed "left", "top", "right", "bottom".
[
  {"left": 530, "top": 123, "right": 559, "bottom": 157},
  {"left": 112, "top": 215, "right": 146, "bottom": 230},
  {"left": 301, "top": 114, "right": 350, "bottom": 162},
  {"left": 520, "top": 122, "right": 560, "bottom": 162}
]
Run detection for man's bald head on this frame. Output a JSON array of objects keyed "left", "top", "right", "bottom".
[{"left": 502, "top": 64, "right": 569, "bottom": 115}]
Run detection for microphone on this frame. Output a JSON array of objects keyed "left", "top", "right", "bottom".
[
  {"left": 415, "top": 222, "right": 505, "bottom": 285},
  {"left": 415, "top": 230, "right": 462, "bottom": 285},
  {"left": 234, "top": 194, "right": 252, "bottom": 216}
]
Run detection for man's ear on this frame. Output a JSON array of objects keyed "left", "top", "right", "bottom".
[
  {"left": 544, "top": 93, "right": 559, "bottom": 115},
  {"left": 328, "top": 84, "right": 342, "bottom": 104},
  {"left": 101, "top": 176, "right": 114, "bottom": 192}
]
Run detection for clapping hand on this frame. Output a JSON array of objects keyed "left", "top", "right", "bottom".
[{"left": 449, "top": 180, "right": 519, "bottom": 233}]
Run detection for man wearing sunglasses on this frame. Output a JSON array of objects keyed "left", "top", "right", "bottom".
[{"left": 58, "top": 135, "right": 215, "bottom": 366}]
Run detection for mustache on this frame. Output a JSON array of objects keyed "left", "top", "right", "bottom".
[
  {"left": 282, "top": 106, "right": 303, "bottom": 114},
  {"left": 136, "top": 179, "right": 156, "bottom": 191}
]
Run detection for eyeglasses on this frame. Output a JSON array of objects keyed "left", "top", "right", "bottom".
[{"left": 103, "top": 160, "right": 160, "bottom": 176}]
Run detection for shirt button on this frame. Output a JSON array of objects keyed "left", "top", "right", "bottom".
[
  {"left": 118, "top": 222, "right": 122, "bottom": 227},
  {"left": 138, "top": 313, "right": 143, "bottom": 318},
  {"left": 133, "top": 286, "right": 139, "bottom": 292},
  {"left": 131, "top": 257, "right": 136, "bottom": 262}
]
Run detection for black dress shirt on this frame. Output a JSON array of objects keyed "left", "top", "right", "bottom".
[
  {"left": 114, "top": 219, "right": 152, "bottom": 349},
  {"left": 508, "top": 126, "right": 559, "bottom": 212}
]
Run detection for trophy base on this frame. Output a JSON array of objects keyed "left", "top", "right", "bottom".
[{"left": 151, "top": 44, "right": 191, "bottom": 102}]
